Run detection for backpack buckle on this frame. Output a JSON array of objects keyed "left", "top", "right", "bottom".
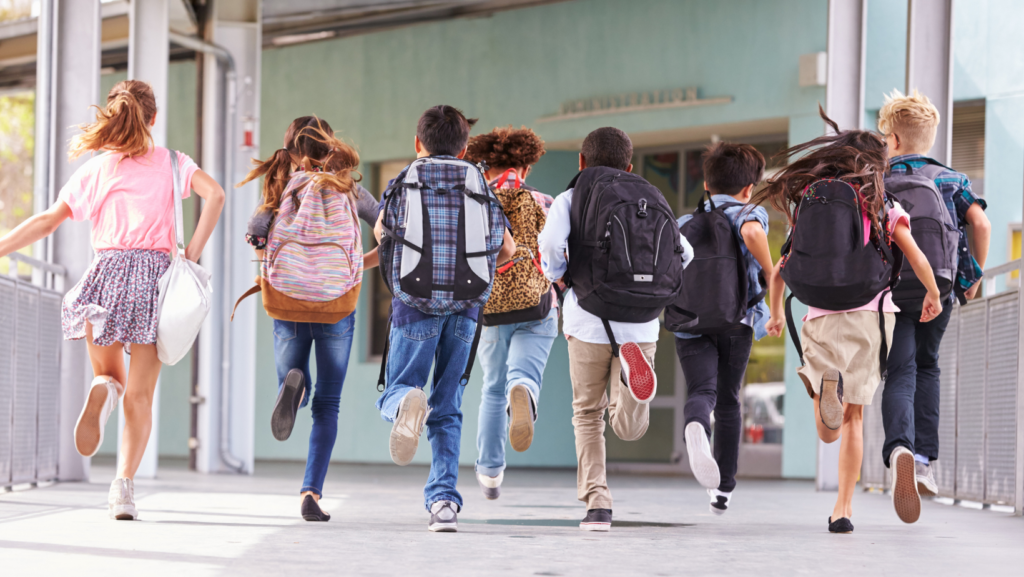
[{"left": 638, "top": 199, "right": 648, "bottom": 218}]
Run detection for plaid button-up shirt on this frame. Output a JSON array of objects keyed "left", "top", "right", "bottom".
[{"left": 889, "top": 154, "right": 987, "bottom": 293}]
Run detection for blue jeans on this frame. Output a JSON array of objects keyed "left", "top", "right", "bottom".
[
  {"left": 881, "top": 305, "right": 952, "bottom": 467},
  {"left": 475, "top": 308, "right": 558, "bottom": 477},
  {"left": 375, "top": 314, "right": 476, "bottom": 511},
  {"left": 273, "top": 314, "right": 355, "bottom": 497}
]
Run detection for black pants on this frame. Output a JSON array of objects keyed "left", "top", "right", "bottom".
[
  {"left": 674, "top": 325, "right": 753, "bottom": 492},
  {"left": 881, "top": 304, "right": 952, "bottom": 468}
]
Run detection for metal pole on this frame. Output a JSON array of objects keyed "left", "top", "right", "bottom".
[
  {"left": 1016, "top": 165, "right": 1024, "bottom": 516},
  {"left": 906, "top": 0, "right": 955, "bottom": 166}
]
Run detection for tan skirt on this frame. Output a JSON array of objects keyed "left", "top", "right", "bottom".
[{"left": 796, "top": 310, "right": 895, "bottom": 406}]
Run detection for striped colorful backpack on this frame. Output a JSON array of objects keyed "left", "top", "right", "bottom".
[{"left": 233, "top": 172, "right": 363, "bottom": 323}]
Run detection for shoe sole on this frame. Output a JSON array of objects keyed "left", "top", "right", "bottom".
[
  {"left": 302, "top": 514, "right": 330, "bottom": 522},
  {"left": 685, "top": 422, "right": 721, "bottom": 489},
  {"left": 819, "top": 369, "right": 843, "bottom": 431},
  {"left": 508, "top": 385, "right": 534, "bottom": 453},
  {"left": 390, "top": 390, "right": 427, "bottom": 466},
  {"left": 893, "top": 451, "right": 921, "bottom": 524},
  {"left": 709, "top": 505, "right": 727, "bottom": 516},
  {"left": 75, "top": 384, "right": 109, "bottom": 457},
  {"left": 110, "top": 507, "right": 138, "bottom": 521},
  {"left": 580, "top": 522, "right": 610, "bottom": 532},
  {"left": 620, "top": 343, "right": 655, "bottom": 403},
  {"left": 271, "top": 370, "right": 304, "bottom": 441},
  {"left": 428, "top": 523, "right": 457, "bottom": 532}
]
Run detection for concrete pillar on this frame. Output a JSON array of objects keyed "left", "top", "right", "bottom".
[
  {"left": 113, "top": 0, "right": 171, "bottom": 481},
  {"left": 41, "top": 0, "right": 102, "bottom": 482},
  {"left": 194, "top": 0, "right": 261, "bottom": 474},
  {"left": 906, "top": 0, "right": 954, "bottom": 166},
  {"left": 816, "top": 0, "right": 868, "bottom": 491}
]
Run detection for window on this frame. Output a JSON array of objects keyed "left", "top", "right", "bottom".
[
  {"left": 952, "top": 101, "right": 985, "bottom": 196},
  {"left": 367, "top": 160, "right": 415, "bottom": 359}
]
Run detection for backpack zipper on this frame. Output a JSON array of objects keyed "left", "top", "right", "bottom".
[
  {"left": 270, "top": 240, "right": 353, "bottom": 273},
  {"left": 653, "top": 218, "right": 670, "bottom": 266},
  {"left": 612, "top": 214, "right": 632, "bottom": 270}
]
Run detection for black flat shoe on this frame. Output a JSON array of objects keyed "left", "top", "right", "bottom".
[
  {"left": 828, "top": 516, "right": 853, "bottom": 533},
  {"left": 271, "top": 369, "right": 305, "bottom": 441},
  {"left": 302, "top": 494, "right": 330, "bottom": 522}
]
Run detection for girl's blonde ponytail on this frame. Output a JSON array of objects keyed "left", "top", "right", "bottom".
[{"left": 68, "top": 80, "right": 157, "bottom": 160}]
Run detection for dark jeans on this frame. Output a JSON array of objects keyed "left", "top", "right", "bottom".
[
  {"left": 272, "top": 314, "right": 356, "bottom": 496},
  {"left": 674, "top": 324, "right": 753, "bottom": 492},
  {"left": 881, "top": 305, "right": 952, "bottom": 467}
]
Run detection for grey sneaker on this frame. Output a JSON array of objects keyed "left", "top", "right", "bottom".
[
  {"left": 685, "top": 421, "right": 721, "bottom": 489},
  {"left": 390, "top": 388, "right": 430, "bottom": 466},
  {"left": 476, "top": 471, "right": 503, "bottom": 500},
  {"left": 428, "top": 500, "right": 459, "bottom": 532},
  {"left": 108, "top": 478, "right": 138, "bottom": 520},
  {"left": 580, "top": 508, "right": 612, "bottom": 531},
  {"left": 890, "top": 446, "right": 921, "bottom": 524},
  {"left": 916, "top": 460, "right": 938, "bottom": 497}
]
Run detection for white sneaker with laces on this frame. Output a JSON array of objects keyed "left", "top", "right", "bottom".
[
  {"left": 109, "top": 478, "right": 138, "bottom": 520},
  {"left": 685, "top": 421, "right": 721, "bottom": 489},
  {"left": 428, "top": 500, "right": 459, "bottom": 532},
  {"left": 75, "top": 376, "right": 122, "bottom": 457}
]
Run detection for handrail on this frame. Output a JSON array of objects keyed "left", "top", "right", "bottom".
[
  {"left": 983, "top": 259, "right": 1020, "bottom": 279},
  {"left": 5, "top": 251, "right": 66, "bottom": 277}
]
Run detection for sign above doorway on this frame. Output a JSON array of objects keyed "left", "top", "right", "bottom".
[{"left": 539, "top": 87, "right": 732, "bottom": 122}]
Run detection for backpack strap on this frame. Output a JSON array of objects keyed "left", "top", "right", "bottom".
[
  {"left": 231, "top": 283, "right": 262, "bottom": 322},
  {"left": 785, "top": 293, "right": 804, "bottom": 366},
  {"left": 459, "top": 318, "right": 485, "bottom": 386},
  {"left": 877, "top": 288, "right": 890, "bottom": 381},
  {"left": 602, "top": 318, "right": 620, "bottom": 358},
  {"left": 377, "top": 310, "right": 392, "bottom": 392},
  {"left": 747, "top": 272, "right": 768, "bottom": 309}
]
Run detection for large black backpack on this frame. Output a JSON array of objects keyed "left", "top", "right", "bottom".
[
  {"left": 781, "top": 179, "right": 902, "bottom": 378},
  {"left": 565, "top": 166, "right": 685, "bottom": 352},
  {"left": 885, "top": 160, "right": 960, "bottom": 309},
  {"left": 665, "top": 191, "right": 764, "bottom": 334}
]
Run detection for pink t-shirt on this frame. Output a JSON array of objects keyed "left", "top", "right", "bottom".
[
  {"left": 804, "top": 201, "right": 910, "bottom": 322},
  {"left": 58, "top": 147, "right": 199, "bottom": 253}
]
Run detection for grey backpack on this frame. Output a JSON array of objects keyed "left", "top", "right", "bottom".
[{"left": 884, "top": 160, "right": 959, "bottom": 310}]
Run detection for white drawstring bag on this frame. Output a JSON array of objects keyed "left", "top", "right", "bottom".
[{"left": 156, "top": 150, "right": 212, "bottom": 365}]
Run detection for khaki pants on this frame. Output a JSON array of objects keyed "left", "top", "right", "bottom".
[{"left": 567, "top": 337, "right": 655, "bottom": 510}]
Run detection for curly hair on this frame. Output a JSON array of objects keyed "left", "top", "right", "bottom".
[{"left": 466, "top": 125, "right": 546, "bottom": 169}]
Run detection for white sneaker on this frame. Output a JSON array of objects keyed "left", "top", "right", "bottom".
[
  {"left": 476, "top": 471, "right": 503, "bottom": 500},
  {"left": 708, "top": 489, "right": 731, "bottom": 516},
  {"left": 428, "top": 500, "right": 459, "bottom": 532},
  {"left": 109, "top": 478, "right": 138, "bottom": 520},
  {"left": 890, "top": 446, "right": 921, "bottom": 524},
  {"left": 389, "top": 388, "right": 430, "bottom": 466},
  {"left": 685, "top": 421, "right": 721, "bottom": 489},
  {"left": 75, "top": 376, "right": 122, "bottom": 457}
]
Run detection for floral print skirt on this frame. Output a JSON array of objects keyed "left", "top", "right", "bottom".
[{"left": 61, "top": 249, "right": 171, "bottom": 351}]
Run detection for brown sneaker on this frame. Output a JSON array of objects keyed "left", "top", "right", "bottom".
[
  {"left": 389, "top": 388, "right": 430, "bottom": 466},
  {"left": 891, "top": 446, "right": 921, "bottom": 523},
  {"left": 508, "top": 384, "right": 535, "bottom": 452},
  {"left": 818, "top": 369, "right": 844, "bottom": 430}
]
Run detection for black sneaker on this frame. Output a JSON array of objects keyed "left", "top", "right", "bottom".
[
  {"left": 271, "top": 369, "right": 305, "bottom": 441},
  {"left": 428, "top": 500, "right": 459, "bottom": 532},
  {"left": 828, "top": 516, "right": 854, "bottom": 533},
  {"left": 708, "top": 489, "right": 731, "bottom": 516},
  {"left": 818, "top": 368, "right": 844, "bottom": 431},
  {"left": 301, "top": 494, "right": 330, "bottom": 522},
  {"left": 580, "top": 508, "right": 612, "bottom": 532}
]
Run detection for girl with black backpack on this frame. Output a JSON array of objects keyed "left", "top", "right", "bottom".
[{"left": 758, "top": 108, "right": 943, "bottom": 534}]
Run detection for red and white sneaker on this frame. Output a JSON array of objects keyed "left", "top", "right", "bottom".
[{"left": 619, "top": 342, "right": 656, "bottom": 403}]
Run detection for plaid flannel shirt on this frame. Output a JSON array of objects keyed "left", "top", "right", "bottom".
[{"left": 889, "top": 154, "right": 987, "bottom": 292}]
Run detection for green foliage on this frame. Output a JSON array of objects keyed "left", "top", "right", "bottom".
[{"left": 0, "top": 92, "right": 35, "bottom": 233}]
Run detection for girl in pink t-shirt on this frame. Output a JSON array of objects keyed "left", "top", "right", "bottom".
[
  {"left": 0, "top": 80, "right": 225, "bottom": 521},
  {"left": 756, "top": 110, "right": 942, "bottom": 534}
]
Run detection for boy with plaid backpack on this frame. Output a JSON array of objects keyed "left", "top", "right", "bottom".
[{"left": 373, "top": 105, "right": 516, "bottom": 532}]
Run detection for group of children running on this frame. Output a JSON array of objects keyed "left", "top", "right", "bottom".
[{"left": 0, "top": 80, "right": 989, "bottom": 535}]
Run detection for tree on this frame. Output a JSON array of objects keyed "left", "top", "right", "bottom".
[{"left": 0, "top": 92, "right": 35, "bottom": 235}]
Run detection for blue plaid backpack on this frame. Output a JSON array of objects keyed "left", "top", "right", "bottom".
[{"left": 378, "top": 156, "right": 506, "bottom": 315}]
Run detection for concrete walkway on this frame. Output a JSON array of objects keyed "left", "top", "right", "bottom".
[{"left": 1, "top": 458, "right": 1021, "bottom": 576}]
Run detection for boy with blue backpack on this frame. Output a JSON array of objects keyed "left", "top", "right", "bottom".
[
  {"left": 665, "top": 143, "right": 774, "bottom": 516},
  {"left": 877, "top": 90, "right": 990, "bottom": 523},
  {"left": 373, "top": 105, "right": 516, "bottom": 532}
]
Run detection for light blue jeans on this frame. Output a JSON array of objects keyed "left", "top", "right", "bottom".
[
  {"left": 375, "top": 314, "right": 476, "bottom": 511},
  {"left": 475, "top": 307, "right": 559, "bottom": 477}
]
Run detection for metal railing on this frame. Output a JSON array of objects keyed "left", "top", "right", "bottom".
[
  {"left": 1, "top": 252, "right": 65, "bottom": 488},
  {"left": 862, "top": 260, "right": 1023, "bottom": 513}
]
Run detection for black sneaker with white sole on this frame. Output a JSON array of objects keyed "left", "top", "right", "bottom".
[
  {"left": 579, "top": 508, "right": 612, "bottom": 531},
  {"left": 428, "top": 500, "right": 459, "bottom": 532},
  {"left": 271, "top": 368, "right": 305, "bottom": 441},
  {"left": 708, "top": 489, "right": 731, "bottom": 516}
]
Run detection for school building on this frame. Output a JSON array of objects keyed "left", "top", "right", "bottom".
[{"left": 1, "top": 0, "right": 1022, "bottom": 489}]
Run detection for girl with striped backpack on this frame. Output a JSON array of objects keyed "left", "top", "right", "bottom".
[{"left": 236, "top": 116, "right": 376, "bottom": 522}]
